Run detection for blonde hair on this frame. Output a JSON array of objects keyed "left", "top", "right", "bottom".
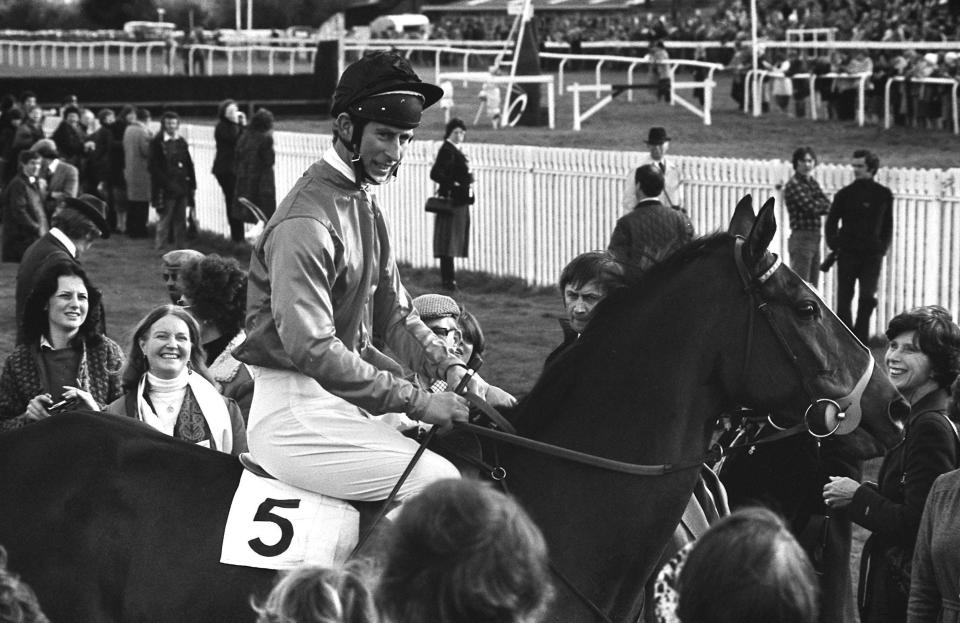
[{"left": 252, "top": 564, "right": 379, "bottom": 623}]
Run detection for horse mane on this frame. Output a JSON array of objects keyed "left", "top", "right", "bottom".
[{"left": 512, "top": 231, "right": 734, "bottom": 435}]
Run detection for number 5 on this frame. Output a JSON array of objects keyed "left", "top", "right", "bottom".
[{"left": 248, "top": 498, "right": 300, "bottom": 557}]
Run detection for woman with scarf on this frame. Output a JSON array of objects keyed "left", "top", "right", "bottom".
[{"left": 106, "top": 305, "right": 247, "bottom": 455}]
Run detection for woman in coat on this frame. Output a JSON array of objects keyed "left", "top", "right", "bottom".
[
  {"left": 233, "top": 108, "right": 276, "bottom": 223},
  {"left": 0, "top": 262, "right": 124, "bottom": 430},
  {"left": 106, "top": 304, "right": 247, "bottom": 456},
  {"left": 823, "top": 305, "right": 960, "bottom": 623},
  {"left": 212, "top": 99, "right": 245, "bottom": 242},
  {"left": 429, "top": 118, "right": 473, "bottom": 291}
]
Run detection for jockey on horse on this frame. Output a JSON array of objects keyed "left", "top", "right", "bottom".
[{"left": 233, "top": 51, "right": 515, "bottom": 507}]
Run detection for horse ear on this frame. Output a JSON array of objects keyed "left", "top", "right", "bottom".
[
  {"left": 745, "top": 197, "right": 777, "bottom": 262},
  {"left": 728, "top": 195, "right": 755, "bottom": 237}
]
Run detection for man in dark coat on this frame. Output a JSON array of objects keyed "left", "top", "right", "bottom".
[
  {"left": 608, "top": 163, "right": 694, "bottom": 282},
  {"left": 14, "top": 193, "right": 109, "bottom": 343},
  {"left": 1, "top": 150, "right": 47, "bottom": 263},
  {"left": 825, "top": 149, "right": 894, "bottom": 342}
]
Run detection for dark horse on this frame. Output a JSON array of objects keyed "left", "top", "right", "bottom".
[{"left": 0, "top": 197, "right": 903, "bottom": 623}]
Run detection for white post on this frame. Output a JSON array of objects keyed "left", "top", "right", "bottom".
[
  {"left": 750, "top": 0, "right": 760, "bottom": 117},
  {"left": 247, "top": 0, "right": 253, "bottom": 32},
  {"left": 236, "top": 0, "right": 241, "bottom": 30},
  {"left": 572, "top": 84, "right": 581, "bottom": 131}
]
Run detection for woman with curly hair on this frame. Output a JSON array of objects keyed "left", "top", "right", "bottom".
[
  {"left": 105, "top": 304, "right": 247, "bottom": 455},
  {"left": 823, "top": 305, "right": 960, "bottom": 623},
  {"left": 0, "top": 262, "right": 123, "bottom": 430},
  {"left": 178, "top": 254, "right": 253, "bottom": 422}
]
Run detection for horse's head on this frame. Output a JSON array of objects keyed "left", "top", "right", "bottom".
[{"left": 725, "top": 195, "right": 904, "bottom": 457}]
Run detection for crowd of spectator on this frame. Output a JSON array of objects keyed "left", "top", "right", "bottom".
[{"left": 428, "top": 0, "right": 959, "bottom": 45}]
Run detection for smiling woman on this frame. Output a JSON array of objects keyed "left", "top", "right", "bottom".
[
  {"left": 0, "top": 262, "right": 124, "bottom": 429},
  {"left": 823, "top": 306, "right": 960, "bottom": 623},
  {"left": 105, "top": 304, "right": 248, "bottom": 456}
]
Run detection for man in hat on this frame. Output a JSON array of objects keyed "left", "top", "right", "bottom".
[
  {"left": 620, "top": 126, "right": 684, "bottom": 213},
  {"left": 160, "top": 248, "right": 205, "bottom": 304},
  {"left": 14, "top": 192, "right": 110, "bottom": 344},
  {"left": 32, "top": 138, "right": 78, "bottom": 218},
  {"left": 235, "top": 51, "right": 515, "bottom": 506}
]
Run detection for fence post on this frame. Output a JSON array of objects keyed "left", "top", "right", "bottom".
[{"left": 522, "top": 145, "right": 536, "bottom": 285}]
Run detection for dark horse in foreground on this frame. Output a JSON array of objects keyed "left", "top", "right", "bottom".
[{"left": 0, "top": 197, "right": 904, "bottom": 623}]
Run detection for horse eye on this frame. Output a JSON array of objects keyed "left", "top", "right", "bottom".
[{"left": 796, "top": 301, "right": 819, "bottom": 318}]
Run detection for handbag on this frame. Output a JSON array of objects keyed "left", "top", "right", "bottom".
[{"left": 424, "top": 196, "right": 454, "bottom": 215}]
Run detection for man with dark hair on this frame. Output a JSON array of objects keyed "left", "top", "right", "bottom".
[
  {"left": 784, "top": 146, "right": 831, "bottom": 286},
  {"left": 1, "top": 150, "right": 46, "bottom": 263},
  {"left": 544, "top": 250, "right": 626, "bottom": 368},
  {"left": 609, "top": 163, "right": 694, "bottom": 281},
  {"left": 235, "top": 51, "right": 514, "bottom": 506},
  {"left": 14, "top": 193, "right": 109, "bottom": 343},
  {"left": 826, "top": 149, "right": 894, "bottom": 341},
  {"left": 149, "top": 110, "right": 195, "bottom": 251}
]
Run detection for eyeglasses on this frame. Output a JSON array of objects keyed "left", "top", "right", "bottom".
[{"left": 431, "top": 326, "right": 462, "bottom": 346}]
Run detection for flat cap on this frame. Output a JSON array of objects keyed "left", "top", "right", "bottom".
[
  {"left": 161, "top": 249, "right": 205, "bottom": 271},
  {"left": 412, "top": 294, "right": 460, "bottom": 321}
]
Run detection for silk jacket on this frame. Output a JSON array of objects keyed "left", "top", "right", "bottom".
[{"left": 234, "top": 151, "right": 460, "bottom": 419}]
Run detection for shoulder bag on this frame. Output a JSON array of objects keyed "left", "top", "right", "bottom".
[{"left": 424, "top": 195, "right": 454, "bottom": 215}]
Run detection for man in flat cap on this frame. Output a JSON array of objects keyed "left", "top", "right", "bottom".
[
  {"left": 235, "top": 51, "right": 514, "bottom": 507},
  {"left": 15, "top": 193, "right": 110, "bottom": 343},
  {"left": 160, "top": 248, "right": 205, "bottom": 304}
]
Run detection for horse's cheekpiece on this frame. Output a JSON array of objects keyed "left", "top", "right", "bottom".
[
  {"left": 220, "top": 471, "right": 358, "bottom": 570},
  {"left": 733, "top": 236, "right": 873, "bottom": 441}
]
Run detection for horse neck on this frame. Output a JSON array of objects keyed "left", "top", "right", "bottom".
[{"left": 516, "top": 249, "right": 742, "bottom": 465}]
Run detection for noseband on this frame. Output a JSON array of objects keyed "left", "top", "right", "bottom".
[{"left": 733, "top": 238, "right": 874, "bottom": 440}]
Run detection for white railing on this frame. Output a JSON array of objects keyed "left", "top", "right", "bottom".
[
  {"left": 884, "top": 76, "right": 960, "bottom": 134},
  {"left": 179, "top": 124, "right": 960, "bottom": 335}
]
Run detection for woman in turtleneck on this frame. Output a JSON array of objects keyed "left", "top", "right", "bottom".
[{"left": 105, "top": 304, "right": 247, "bottom": 455}]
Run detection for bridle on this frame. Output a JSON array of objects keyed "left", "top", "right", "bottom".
[{"left": 733, "top": 237, "right": 875, "bottom": 441}]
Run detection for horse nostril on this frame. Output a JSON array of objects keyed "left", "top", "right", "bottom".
[{"left": 888, "top": 398, "right": 910, "bottom": 421}]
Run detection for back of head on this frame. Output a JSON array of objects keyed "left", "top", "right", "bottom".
[
  {"left": 377, "top": 479, "right": 553, "bottom": 623},
  {"left": 252, "top": 564, "right": 378, "bottom": 623},
  {"left": 135, "top": 107, "right": 150, "bottom": 123},
  {"left": 0, "top": 545, "right": 49, "bottom": 623},
  {"left": 677, "top": 507, "right": 818, "bottom": 623},
  {"left": 634, "top": 164, "right": 665, "bottom": 199},
  {"left": 249, "top": 108, "right": 274, "bottom": 133}
]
